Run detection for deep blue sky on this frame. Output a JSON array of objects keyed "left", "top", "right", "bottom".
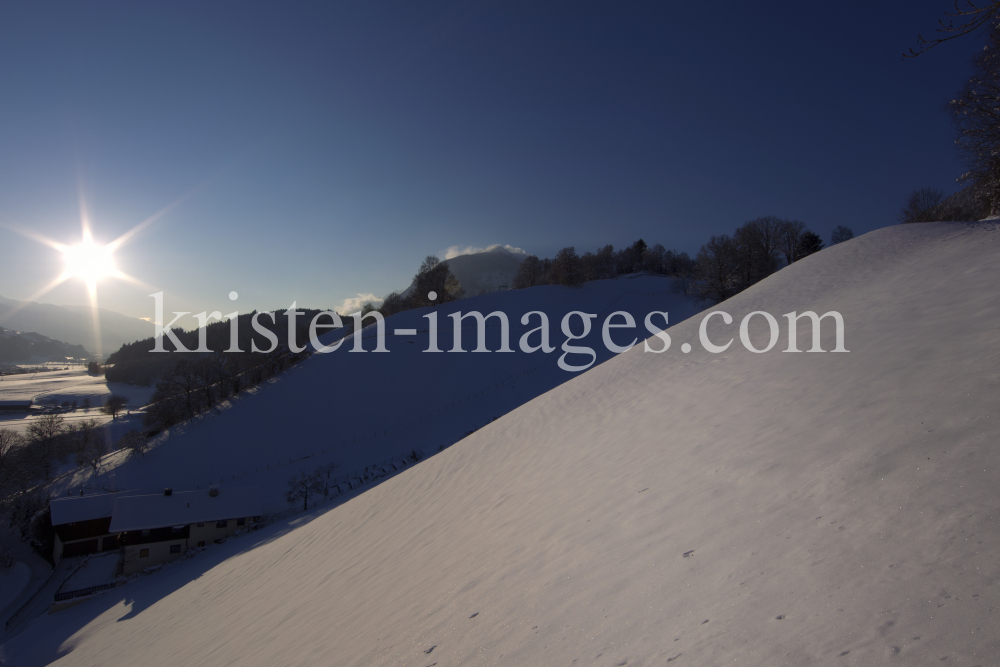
[{"left": 0, "top": 1, "right": 982, "bottom": 319}]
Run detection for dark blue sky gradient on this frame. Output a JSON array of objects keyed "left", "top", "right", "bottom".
[{"left": 0, "top": 2, "right": 981, "bottom": 318}]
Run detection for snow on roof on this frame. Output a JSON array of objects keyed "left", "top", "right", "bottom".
[
  {"left": 50, "top": 492, "right": 135, "bottom": 526},
  {"left": 108, "top": 486, "right": 261, "bottom": 533}
]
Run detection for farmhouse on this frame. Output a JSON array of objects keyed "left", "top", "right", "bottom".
[
  {"left": 109, "top": 486, "right": 261, "bottom": 575},
  {"left": 50, "top": 492, "right": 134, "bottom": 562},
  {"left": 0, "top": 400, "right": 32, "bottom": 413},
  {"left": 49, "top": 486, "right": 261, "bottom": 575}
]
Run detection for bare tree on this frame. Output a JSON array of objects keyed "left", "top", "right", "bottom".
[
  {"left": 513, "top": 255, "right": 547, "bottom": 289},
  {"left": 669, "top": 253, "right": 697, "bottom": 296},
  {"left": 286, "top": 471, "right": 323, "bottom": 511},
  {"left": 907, "top": 1, "right": 1000, "bottom": 57},
  {"left": 118, "top": 429, "right": 149, "bottom": 459},
  {"left": 777, "top": 220, "right": 806, "bottom": 265},
  {"left": 316, "top": 463, "right": 339, "bottom": 496},
  {"left": 25, "top": 414, "right": 65, "bottom": 481},
  {"left": 694, "top": 235, "right": 741, "bottom": 303},
  {"left": 951, "top": 25, "right": 1000, "bottom": 213},
  {"left": 641, "top": 243, "right": 668, "bottom": 274},
  {"left": 378, "top": 291, "right": 409, "bottom": 317},
  {"left": 70, "top": 419, "right": 107, "bottom": 476},
  {"left": 929, "top": 181, "right": 993, "bottom": 220},
  {"left": 898, "top": 187, "right": 945, "bottom": 223},
  {"left": 0, "top": 428, "right": 25, "bottom": 497},
  {"left": 0, "top": 428, "right": 20, "bottom": 463},
  {"left": 152, "top": 360, "right": 200, "bottom": 422},
  {"left": 830, "top": 225, "right": 855, "bottom": 244},
  {"left": 195, "top": 358, "right": 219, "bottom": 409},
  {"left": 733, "top": 217, "right": 782, "bottom": 287},
  {"left": 411, "top": 257, "right": 465, "bottom": 307},
  {"left": 101, "top": 394, "right": 129, "bottom": 420},
  {"left": 550, "top": 247, "right": 584, "bottom": 286},
  {"left": 615, "top": 239, "right": 648, "bottom": 275}
]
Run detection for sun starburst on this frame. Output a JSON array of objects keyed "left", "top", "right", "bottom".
[{"left": 0, "top": 196, "right": 175, "bottom": 356}]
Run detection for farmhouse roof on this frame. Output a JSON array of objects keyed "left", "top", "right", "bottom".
[
  {"left": 50, "top": 492, "right": 135, "bottom": 526},
  {"left": 109, "top": 486, "right": 261, "bottom": 533}
]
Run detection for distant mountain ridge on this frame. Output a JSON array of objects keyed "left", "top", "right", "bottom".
[
  {"left": 0, "top": 294, "right": 153, "bottom": 357},
  {"left": 0, "top": 326, "right": 91, "bottom": 363}
]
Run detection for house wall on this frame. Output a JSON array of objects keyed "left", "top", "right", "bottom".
[
  {"left": 188, "top": 517, "right": 253, "bottom": 547},
  {"left": 54, "top": 532, "right": 119, "bottom": 564},
  {"left": 122, "top": 539, "right": 188, "bottom": 575},
  {"left": 120, "top": 517, "right": 257, "bottom": 574}
]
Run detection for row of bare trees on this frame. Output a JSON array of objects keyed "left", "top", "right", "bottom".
[
  {"left": 512, "top": 240, "right": 697, "bottom": 290},
  {"left": 143, "top": 349, "right": 308, "bottom": 430},
  {"left": 691, "top": 217, "right": 848, "bottom": 303},
  {"left": 505, "top": 220, "right": 850, "bottom": 305},
  {"left": 285, "top": 449, "right": 425, "bottom": 511}
]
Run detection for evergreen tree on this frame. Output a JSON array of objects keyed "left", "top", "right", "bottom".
[
  {"left": 796, "top": 231, "right": 824, "bottom": 259},
  {"left": 550, "top": 247, "right": 584, "bottom": 286}
]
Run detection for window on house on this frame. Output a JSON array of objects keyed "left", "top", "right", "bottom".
[
  {"left": 169, "top": 544, "right": 181, "bottom": 554},
  {"left": 236, "top": 518, "right": 245, "bottom": 526},
  {"left": 139, "top": 548, "right": 149, "bottom": 558},
  {"left": 216, "top": 520, "right": 227, "bottom": 528}
]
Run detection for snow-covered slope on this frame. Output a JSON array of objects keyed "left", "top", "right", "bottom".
[
  {"left": 4, "top": 222, "right": 999, "bottom": 666},
  {"left": 46, "top": 277, "right": 700, "bottom": 514}
]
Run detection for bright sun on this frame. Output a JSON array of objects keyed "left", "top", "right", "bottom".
[{"left": 62, "top": 235, "right": 117, "bottom": 284}]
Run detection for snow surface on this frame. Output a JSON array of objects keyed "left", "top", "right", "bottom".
[
  {"left": 0, "top": 368, "right": 154, "bottom": 435},
  {"left": 0, "top": 563, "right": 30, "bottom": 614},
  {"left": 50, "top": 494, "right": 120, "bottom": 526},
  {"left": 2, "top": 222, "right": 999, "bottom": 666},
  {"left": 108, "top": 487, "right": 261, "bottom": 532},
  {"left": 57, "top": 554, "right": 119, "bottom": 594}
]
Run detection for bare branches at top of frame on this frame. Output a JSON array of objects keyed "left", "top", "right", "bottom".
[{"left": 907, "top": 1, "right": 1000, "bottom": 57}]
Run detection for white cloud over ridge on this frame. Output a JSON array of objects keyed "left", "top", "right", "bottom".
[
  {"left": 443, "top": 244, "right": 528, "bottom": 259},
  {"left": 338, "top": 293, "right": 382, "bottom": 314}
]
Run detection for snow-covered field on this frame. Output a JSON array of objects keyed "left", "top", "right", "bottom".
[
  {"left": 0, "top": 369, "right": 154, "bottom": 435},
  {"left": 2, "top": 222, "right": 998, "bottom": 666}
]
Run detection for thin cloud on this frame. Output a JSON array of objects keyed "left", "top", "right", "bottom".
[{"left": 443, "top": 244, "right": 528, "bottom": 259}]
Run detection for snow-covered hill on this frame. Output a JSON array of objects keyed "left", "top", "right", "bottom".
[
  {"left": 4, "top": 222, "right": 999, "bottom": 666},
  {"left": 44, "top": 276, "right": 700, "bottom": 515}
]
